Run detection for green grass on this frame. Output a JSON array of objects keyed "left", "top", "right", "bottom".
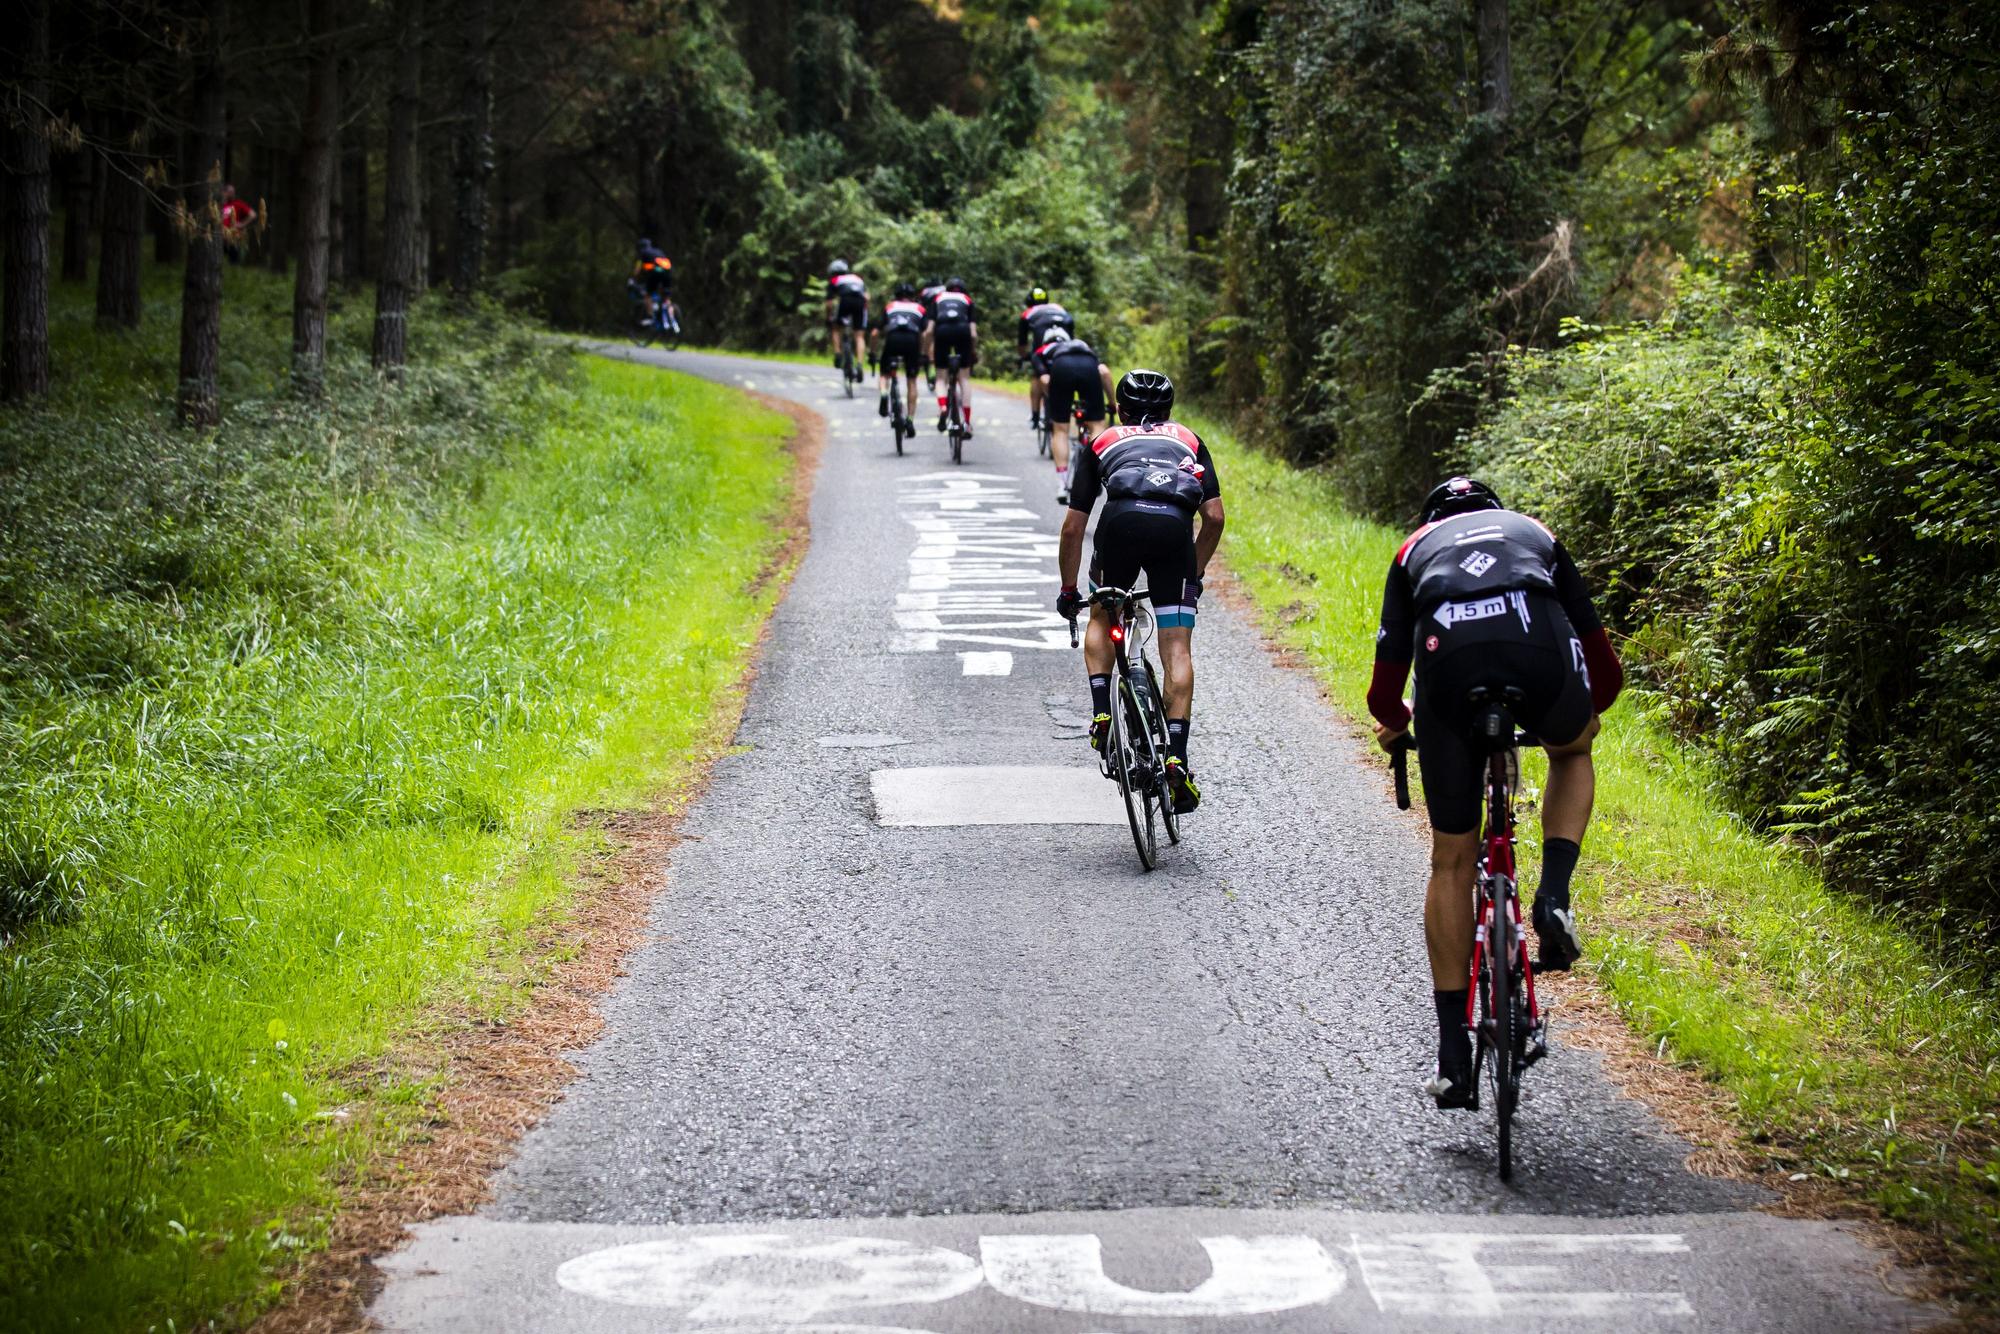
[
  {"left": 0, "top": 271, "right": 798, "bottom": 1328},
  {"left": 1207, "top": 420, "right": 2000, "bottom": 1304}
]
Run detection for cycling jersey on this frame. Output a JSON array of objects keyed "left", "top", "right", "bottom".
[
  {"left": 928, "top": 289, "right": 974, "bottom": 330},
  {"left": 1030, "top": 335, "right": 1094, "bottom": 377},
  {"left": 1067, "top": 422, "right": 1220, "bottom": 518},
  {"left": 1018, "top": 301, "right": 1074, "bottom": 349},
  {"left": 879, "top": 298, "right": 927, "bottom": 336},
  {"left": 829, "top": 273, "right": 867, "bottom": 301},
  {"left": 1039, "top": 340, "right": 1105, "bottom": 423},
  {"left": 633, "top": 254, "right": 673, "bottom": 291},
  {"left": 878, "top": 299, "right": 926, "bottom": 375}
]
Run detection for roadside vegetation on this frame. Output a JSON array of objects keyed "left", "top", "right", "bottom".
[
  {"left": 1212, "top": 428, "right": 2000, "bottom": 1304},
  {"left": 0, "top": 268, "right": 798, "bottom": 1328}
]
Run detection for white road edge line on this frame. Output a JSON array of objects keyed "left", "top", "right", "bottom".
[{"left": 960, "top": 651, "right": 1014, "bottom": 676}]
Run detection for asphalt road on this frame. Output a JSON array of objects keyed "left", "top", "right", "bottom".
[{"left": 371, "top": 348, "right": 1935, "bottom": 1332}]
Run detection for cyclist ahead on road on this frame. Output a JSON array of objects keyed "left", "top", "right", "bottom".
[
  {"left": 872, "top": 282, "right": 928, "bottom": 426},
  {"left": 631, "top": 239, "right": 677, "bottom": 327},
  {"left": 1031, "top": 331, "right": 1115, "bottom": 506},
  {"left": 1057, "top": 370, "right": 1225, "bottom": 816},
  {"left": 826, "top": 260, "right": 868, "bottom": 370},
  {"left": 1016, "top": 286, "right": 1076, "bottom": 428},
  {"left": 926, "top": 277, "right": 978, "bottom": 436},
  {"left": 1367, "top": 477, "right": 1623, "bottom": 1109}
]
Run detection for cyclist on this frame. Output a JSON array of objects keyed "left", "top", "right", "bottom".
[
  {"left": 872, "top": 282, "right": 928, "bottom": 429},
  {"left": 1016, "top": 286, "right": 1076, "bottom": 429},
  {"left": 631, "top": 239, "right": 678, "bottom": 331},
  {"left": 918, "top": 277, "right": 947, "bottom": 390},
  {"left": 1366, "top": 476, "right": 1624, "bottom": 1110},
  {"left": 1055, "top": 370, "right": 1224, "bottom": 816},
  {"left": 926, "top": 277, "right": 978, "bottom": 436},
  {"left": 1031, "top": 330, "right": 1115, "bottom": 505},
  {"left": 826, "top": 260, "right": 868, "bottom": 371}
]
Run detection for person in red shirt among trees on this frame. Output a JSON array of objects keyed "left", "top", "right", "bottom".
[
  {"left": 219, "top": 184, "right": 255, "bottom": 264},
  {"left": 1367, "top": 476, "right": 1623, "bottom": 1110}
]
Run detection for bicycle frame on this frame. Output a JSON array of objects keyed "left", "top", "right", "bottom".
[
  {"left": 1467, "top": 748, "right": 1542, "bottom": 1042},
  {"left": 1070, "top": 586, "right": 1179, "bottom": 868}
]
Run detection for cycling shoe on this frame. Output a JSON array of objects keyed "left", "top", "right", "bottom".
[
  {"left": 1164, "top": 757, "right": 1200, "bottom": 814},
  {"left": 1425, "top": 1036, "right": 1476, "bottom": 1110},
  {"left": 1532, "top": 893, "right": 1583, "bottom": 972}
]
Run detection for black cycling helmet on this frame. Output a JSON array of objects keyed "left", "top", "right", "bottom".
[
  {"left": 1115, "top": 369, "right": 1175, "bottom": 425},
  {"left": 828, "top": 259, "right": 850, "bottom": 277},
  {"left": 636, "top": 238, "right": 653, "bottom": 252},
  {"left": 894, "top": 281, "right": 916, "bottom": 299},
  {"left": 1028, "top": 285, "right": 1049, "bottom": 305},
  {"left": 1420, "top": 476, "right": 1505, "bottom": 525},
  {"left": 946, "top": 275, "right": 966, "bottom": 292}
]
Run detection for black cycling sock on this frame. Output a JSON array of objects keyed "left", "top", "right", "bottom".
[
  {"left": 1166, "top": 717, "right": 1189, "bottom": 764},
  {"left": 1538, "top": 837, "right": 1581, "bottom": 906},
  {"left": 1434, "top": 989, "right": 1471, "bottom": 1062},
  {"left": 1088, "top": 675, "right": 1112, "bottom": 717}
]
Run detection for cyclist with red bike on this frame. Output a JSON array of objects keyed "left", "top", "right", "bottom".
[{"left": 1367, "top": 477, "right": 1623, "bottom": 1110}]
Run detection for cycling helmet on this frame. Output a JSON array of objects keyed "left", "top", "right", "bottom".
[
  {"left": 828, "top": 259, "right": 850, "bottom": 277},
  {"left": 946, "top": 276, "right": 966, "bottom": 292},
  {"left": 894, "top": 281, "right": 916, "bottom": 299},
  {"left": 1028, "top": 285, "right": 1049, "bottom": 305},
  {"left": 636, "top": 238, "right": 653, "bottom": 253},
  {"left": 1115, "top": 369, "right": 1175, "bottom": 425},
  {"left": 1419, "top": 476, "right": 1505, "bottom": 525}
]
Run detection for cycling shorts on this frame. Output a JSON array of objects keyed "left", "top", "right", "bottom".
[
  {"left": 932, "top": 327, "right": 976, "bottom": 369},
  {"left": 1045, "top": 355, "right": 1105, "bottom": 423},
  {"left": 834, "top": 292, "right": 868, "bottom": 329},
  {"left": 879, "top": 330, "right": 923, "bottom": 375},
  {"left": 1412, "top": 591, "right": 1593, "bottom": 834},
  {"left": 1089, "top": 504, "right": 1197, "bottom": 630}
]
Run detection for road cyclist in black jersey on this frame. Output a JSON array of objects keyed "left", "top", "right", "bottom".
[
  {"left": 926, "top": 277, "right": 978, "bottom": 438},
  {"left": 1016, "top": 285, "right": 1076, "bottom": 431},
  {"left": 1031, "top": 331, "right": 1115, "bottom": 505},
  {"left": 628, "top": 239, "right": 680, "bottom": 344},
  {"left": 917, "top": 278, "right": 946, "bottom": 391},
  {"left": 1056, "top": 370, "right": 1225, "bottom": 817},
  {"left": 870, "top": 282, "right": 928, "bottom": 449},
  {"left": 825, "top": 260, "right": 869, "bottom": 391},
  {"left": 1366, "top": 476, "right": 1625, "bottom": 1111}
]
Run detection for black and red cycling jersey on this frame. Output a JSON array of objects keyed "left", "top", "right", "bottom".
[
  {"left": 1067, "top": 421, "right": 1220, "bottom": 517},
  {"left": 1018, "top": 301, "right": 1074, "bottom": 350},
  {"left": 829, "top": 273, "right": 867, "bottom": 302},
  {"left": 1031, "top": 335, "right": 1096, "bottom": 376},
  {"left": 928, "top": 289, "right": 975, "bottom": 330},
  {"left": 879, "top": 298, "right": 927, "bottom": 336},
  {"left": 1367, "top": 509, "right": 1623, "bottom": 730}
]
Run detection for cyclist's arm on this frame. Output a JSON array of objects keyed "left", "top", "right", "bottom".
[
  {"left": 1552, "top": 540, "right": 1623, "bottom": 711},
  {"left": 1195, "top": 497, "right": 1224, "bottom": 577},
  {"left": 1367, "top": 564, "right": 1417, "bottom": 733},
  {"left": 1058, "top": 509, "right": 1087, "bottom": 589}
]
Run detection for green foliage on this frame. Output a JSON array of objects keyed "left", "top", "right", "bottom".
[{"left": 0, "top": 270, "right": 797, "bottom": 1326}]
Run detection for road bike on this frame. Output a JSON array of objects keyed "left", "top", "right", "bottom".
[
  {"left": 835, "top": 317, "right": 864, "bottom": 398},
  {"left": 627, "top": 286, "right": 681, "bottom": 348},
  {"left": 1069, "top": 586, "right": 1180, "bottom": 870},
  {"left": 1035, "top": 408, "right": 1053, "bottom": 459},
  {"left": 939, "top": 351, "right": 969, "bottom": 465},
  {"left": 882, "top": 360, "right": 915, "bottom": 455},
  {"left": 1391, "top": 686, "right": 1548, "bottom": 1180}
]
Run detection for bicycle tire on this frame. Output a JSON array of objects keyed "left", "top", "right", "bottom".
[
  {"left": 1110, "top": 672, "right": 1156, "bottom": 870},
  {"left": 1138, "top": 661, "right": 1180, "bottom": 845},
  {"left": 1037, "top": 419, "right": 1051, "bottom": 458},
  {"left": 1489, "top": 889, "right": 1517, "bottom": 1181},
  {"left": 843, "top": 351, "right": 855, "bottom": 398},
  {"left": 948, "top": 382, "right": 965, "bottom": 464}
]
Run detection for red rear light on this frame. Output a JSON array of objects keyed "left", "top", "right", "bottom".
[{"left": 1110, "top": 625, "right": 1124, "bottom": 642}]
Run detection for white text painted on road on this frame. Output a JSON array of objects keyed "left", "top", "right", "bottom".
[
  {"left": 980, "top": 1234, "right": 1344, "bottom": 1317},
  {"left": 1350, "top": 1232, "right": 1694, "bottom": 1318},
  {"left": 959, "top": 651, "right": 1014, "bottom": 676},
  {"left": 891, "top": 472, "right": 1068, "bottom": 653}
]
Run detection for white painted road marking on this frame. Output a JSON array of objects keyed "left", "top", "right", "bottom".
[
  {"left": 893, "top": 472, "right": 1065, "bottom": 653},
  {"left": 555, "top": 1235, "right": 982, "bottom": 1319},
  {"left": 870, "top": 766, "right": 1123, "bottom": 826},
  {"left": 1350, "top": 1232, "right": 1694, "bottom": 1318},
  {"left": 979, "top": 1234, "right": 1345, "bottom": 1317},
  {"left": 958, "top": 651, "right": 1013, "bottom": 676}
]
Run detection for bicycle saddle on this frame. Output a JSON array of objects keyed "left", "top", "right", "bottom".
[{"left": 1465, "top": 684, "right": 1526, "bottom": 753}]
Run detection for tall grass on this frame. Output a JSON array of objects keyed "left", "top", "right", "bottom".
[
  {"left": 1209, "top": 422, "right": 2000, "bottom": 1303},
  {"left": 0, "top": 270, "right": 797, "bottom": 1327}
]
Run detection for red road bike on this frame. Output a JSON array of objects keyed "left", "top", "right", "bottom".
[{"left": 1392, "top": 684, "right": 1548, "bottom": 1180}]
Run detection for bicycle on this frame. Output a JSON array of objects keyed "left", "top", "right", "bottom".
[
  {"left": 627, "top": 286, "right": 681, "bottom": 348},
  {"left": 1391, "top": 685, "right": 1548, "bottom": 1181},
  {"left": 1035, "top": 410, "right": 1053, "bottom": 459},
  {"left": 835, "top": 317, "right": 864, "bottom": 398},
  {"left": 1068, "top": 586, "right": 1180, "bottom": 870},
  {"left": 883, "top": 360, "right": 915, "bottom": 455},
  {"left": 940, "top": 351, "right": 969, "bottom": 465}
]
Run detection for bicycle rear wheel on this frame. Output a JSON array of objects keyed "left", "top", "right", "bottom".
[
  {"left": 843, "top": 351, "right": 855, "bottom": 398},
  {"left": 1110, "top": 671, "right": 1156, "bottom": 870},
  {"left": 1488, "top": 890, "right": 1517, "bottom": 1181}
]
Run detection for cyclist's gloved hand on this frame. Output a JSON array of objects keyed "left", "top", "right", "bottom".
[{"left": 1056, "top": 586, "right": 1084, "bottom": 621}]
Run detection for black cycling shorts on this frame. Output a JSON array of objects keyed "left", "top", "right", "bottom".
[
  {"left": 932, "top": 327, "right": 976, "bottom": 369},
  {"left": 1413, "top": 592, "right": 1593, "bottom": 834},
  {"left": 1045, "top": 355, "right": 1105, "bottom": 423},
  {"left": 879, "top": 330, "right": 923, "bottom": 376},
  {"left": 1089, "top": 504, "right": 1198, "bottom": 630},
  {"left": 835, "top": 292, "right": 868, "bottom": 330}
]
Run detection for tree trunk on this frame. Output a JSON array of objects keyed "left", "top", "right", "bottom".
[
  {"left": 293, "top": 0, "right": 338, "bottom": 394},
  {"left": 1, "top": 0, "right": 52, "bottom": 400},
  {"left": 341, "top": 116, "right": 369, "bottom": 284},
  {"left": 61, "top": 132, "right": 92, "bottom": 284},
  {"left": 153, "top": 128, "right": 185, "bottom": 265},
  {"left": 97, "top": 114, "right": 146, "bottom": 329},
  {"left": 373, "top": 0, "right": 422, "bottom": 372},
  {"left": 451, "top": 0, "right": 493, "bottom": 300},
  {"left": 1475, "top": 0, "right": 1512, "bottom": 122},
  {"left": 177, "top": 0, "right": 228, "bottom": 428}
]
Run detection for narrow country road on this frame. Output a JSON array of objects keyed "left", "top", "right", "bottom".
[{"left": 370, "top": 350, "right": 1934, "bottom": 1332}]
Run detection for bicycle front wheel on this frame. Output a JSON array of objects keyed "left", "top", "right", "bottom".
[{"left": 1109, "top": 674, "right": 1156, "bottom": 870}]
